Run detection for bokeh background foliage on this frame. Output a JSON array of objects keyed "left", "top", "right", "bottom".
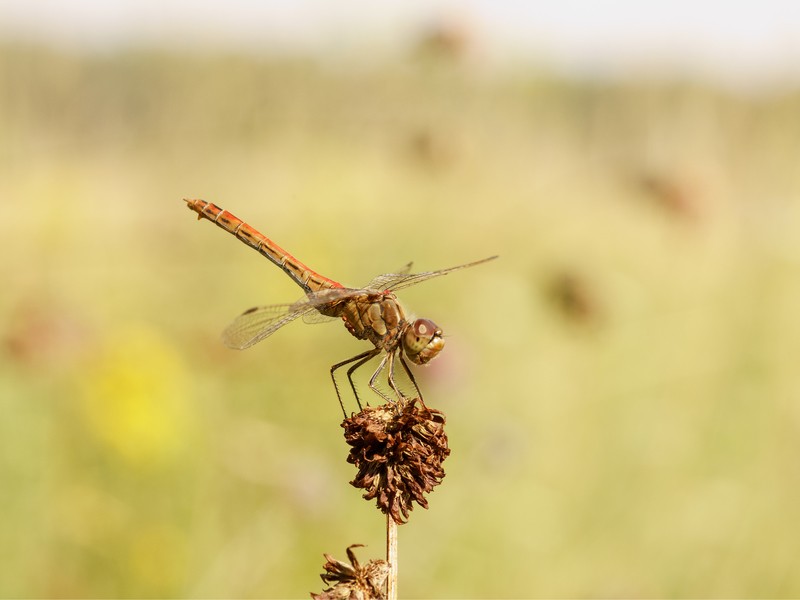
[{"left": 2, "top": 39, "right": 800, "bottom": 597}]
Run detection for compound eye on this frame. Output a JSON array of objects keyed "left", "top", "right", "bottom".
[
  {"left": 404, "top": 318, "right": 439, "bottom": 356},
  {"left": 404, "top": 318, "right": 445, "bottom": 365},
  {"left": 414, "top": 319, "right": 437, "bottom": 340}
]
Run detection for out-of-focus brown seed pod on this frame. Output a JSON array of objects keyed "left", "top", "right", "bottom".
[
  {"left": 342, "top": 398, "right": 450, "bottom": 524},
  {"left": 637, "top": 171, "right": 703, "bottom": 221},
  {"left": 413, "top": 15, "right": 474, "bottom": 63},
  {"left": 548, "top": 270, "right": 602, "bottom": 324}
]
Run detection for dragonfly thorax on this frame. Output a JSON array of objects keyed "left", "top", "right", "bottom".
[
  {"left": 402, "top": 318, "right": 445, "bottom": 365},
  {"left": 337, "top": 292, "right": 406, "bottom": 348},
  {"left": 337, "top": 294, "right": 444, "bottom": 364}
]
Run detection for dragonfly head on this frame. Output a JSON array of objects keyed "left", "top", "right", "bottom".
[{"left": 403, "top": 318, "right": 445, "bottom": 365}]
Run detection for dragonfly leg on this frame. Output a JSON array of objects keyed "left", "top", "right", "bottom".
[
  {"left": 345, "top": 348, "right": 382, "bottom": 409},
  {"left": 331, "top": 348, "right": 380, "bottom": 417},
  {"left": 386, "top": 351, "right": 404, "bottom": 400},
  {"left": 398, "top": 353, "right": 424, "bottom": 403},
  {"left": 367, "top": 354, "right": 395, "bottom": 404}
]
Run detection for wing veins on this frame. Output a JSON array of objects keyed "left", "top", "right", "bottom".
[
  {"left": 221, "top": 287, "right": 363, "bottom": 349},
  {"left": 371, "top": 256, "right": 498, "bottom": 292}
]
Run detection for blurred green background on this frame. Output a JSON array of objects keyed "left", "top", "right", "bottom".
[{"left": 3, "top": 8, "right": 800, "bottom": 598}]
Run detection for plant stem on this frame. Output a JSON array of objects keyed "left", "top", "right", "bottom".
[{"left": 386, "top": 514, "right": 398, "bottom": 600}]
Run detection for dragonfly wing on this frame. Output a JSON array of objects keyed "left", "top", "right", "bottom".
[
  {"left": 223, "top": 287, "right": 364, "bottom": 348},
  {"left": 396, "top": 261, "right": 414, "bottom": 275},
  {"left": 362, "top": 261, "right": 414, "bottom": 290},
  {"left": 222, "top": 303, "right": 316, "bottom": 349},
  {"left": 372, "top": 255, "right": 498, "bottom": 292},
  {"left": 302, "top": 311, "right": 338, "bottom": 324}
]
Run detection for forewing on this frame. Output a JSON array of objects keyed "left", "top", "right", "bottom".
[
  {"left": 363, "top": 261, "right": 413, "bottom": 291},
  {"left": 370, "top": 255, "right": 498, "bottom": 292}
]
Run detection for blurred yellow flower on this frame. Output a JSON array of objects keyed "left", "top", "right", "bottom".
[{"left": 78, "top": 326, "right": 192, "bottom": 468}]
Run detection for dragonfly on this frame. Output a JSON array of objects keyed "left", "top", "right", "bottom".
[{"left": 185, "top": 199, "right": 497, "bottom": 417}]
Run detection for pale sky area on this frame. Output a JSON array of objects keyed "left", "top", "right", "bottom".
[{"left": 3, "top": 0, "right": 800, "bottom": 86}]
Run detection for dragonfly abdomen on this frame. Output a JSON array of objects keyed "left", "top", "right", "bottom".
[{"left": 185, "top": 199, "right": 343, "bottom": 293}]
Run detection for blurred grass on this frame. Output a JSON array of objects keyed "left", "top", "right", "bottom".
[{"left": 2, "top": 39, "right": 800, "bottom": 597}]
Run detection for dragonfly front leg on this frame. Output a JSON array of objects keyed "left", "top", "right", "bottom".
[
  {"left": 367, "top": 353, "right": 396, "bottom": 404},
  {"left": 330, "top": 348, "right": 380, "bottom": 417},
  {"left": 386, "top": 351, "right": 405, "bottom": 400},
  {"left": 398, "top": 353, "right": 424, "bottom": 403}
]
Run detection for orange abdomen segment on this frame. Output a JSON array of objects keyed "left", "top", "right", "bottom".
[{"left": 185, "top": 199, "right": 343, "bottom": 293}]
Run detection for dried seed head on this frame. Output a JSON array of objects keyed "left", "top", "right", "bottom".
[
  {"left": 343, "top": 398, "right": 450, "bottom": 524},
  {"left": 311, "top": 544, "right": 389, "bottom": 600}
]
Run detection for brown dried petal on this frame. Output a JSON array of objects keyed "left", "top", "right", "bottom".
[{"left": 342, "top": 398, "right": 450, "bottom": 524}]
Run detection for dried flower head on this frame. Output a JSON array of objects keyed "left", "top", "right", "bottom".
[
  {"left": 343, "top": 397, "right": 450, "bottom": 524},
  {"left": 311, "top": 544, "right": 389, "bottom": 600}
]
